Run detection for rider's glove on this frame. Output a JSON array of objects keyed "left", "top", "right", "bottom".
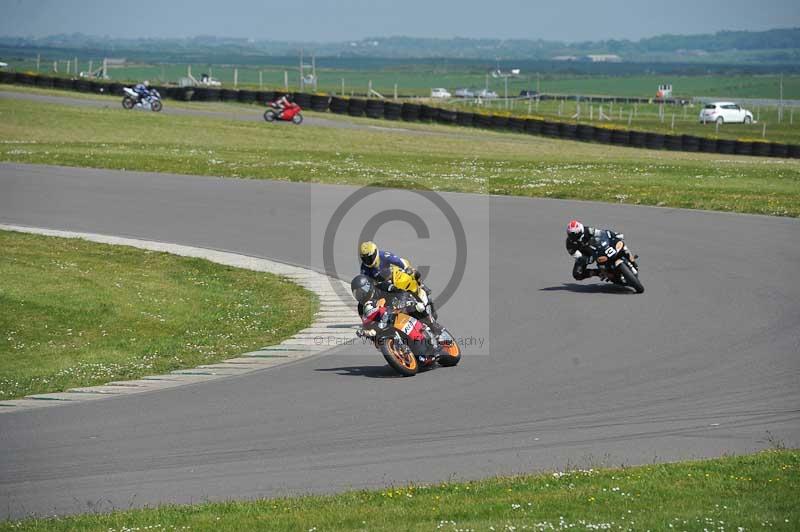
[
  {"left": 405, "top": 267, "right": 421, "bottom": 280},
  {"left": 571, "top": 250, "right": 583, "bottom": 259},
  {"left": 415, "top": 302, "right": 426, "bottom": 313},
  {"left": 356, "top": 328, "right": 376, "bottom": 338}
]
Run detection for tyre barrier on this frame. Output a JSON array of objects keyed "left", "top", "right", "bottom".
[
  {"left": 699, "top": 137, "right": 717, "bottom": 153},
  {"left": 365, "top": 99, "right": 385, "bottom": 119},
  {"left": 437, "top": 109, "right": 457, "bottom": 125},
  {"left": 664, "top": 135, "right": 683, "bottom": 151},
  {"left": 329, "top": 96, "right": 349, "bottom": 115},
  {"left": 473, "top": 113, "right": 492, "bottom": 129},
  {"left": 629, "top": 130, "right": 647, "bottom": 148},
  {"left": 384, "top": 101, "right": 402, "bottom": 121},
  {"left": 681, "top": 135, "right": 701, "bottom": 152},
  {"left": 310, "top": 94, "right": 330, "bottom": 112},
  {"left": 347, "top": 98, "right": 367, "bottom": 117},
  {"left": 490, "top": 115, "right": 509, "bottom": 130},
  {"left": 717, "top": 139, "right": 736, "bottom": 155},
  {"left": 541, "top": 121, "right": 560, "bottom": 137},
  {"left": 2, "top": 74, "right": 798, "bottom": 159},
  {"left": 525, "top": 118, "right": 543, "bottom": 135},
  {"left": 220, "top": 89, "right": 238, "bottom": 102},
  {"left": 419, "top": 104, "right": 439, "bottom": 122},
  {"left": 594, "top": 127, "right": 612, "bottom": 144},
  {"left": 456, "top": 111, "right": 475, "bottom": 127},
  {"left": 237, "top": 89, "right": 257, "bottom": 104},
  {"left": 734, "top": 140, "right": 753, "bottom": 156},
  {"left": 610, "top": 129, "right": 629, "bottom": 146},
  {"left": 645, "top": 132, "right": 665, "bottom": 150},
  {"left": 401, "top": 103, "right": 420, "bottom": 122},
  {"left": 576, "top": 124, "right": 595, "bottom": 142},
  {"left": 770, "top": 143, "right": 789, "bottom": 158}
]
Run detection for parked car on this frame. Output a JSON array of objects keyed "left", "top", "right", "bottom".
[
  {"left": 455, "top": 88, "right": 476, "bottom": 98},
  {"left": 519, "top": 89, "right": 539, "bottom": 98},
  {"left": 477, "top": 89, "right": 498, "bottom": 99},
  {"left": 430, "top": 88, "right": 452, "bottom": 99},
  {"left": 699, "top": 102, "right": 754, "bottom": 124}
]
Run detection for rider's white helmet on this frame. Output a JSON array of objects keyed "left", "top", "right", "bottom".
[{"left": 567, "top": 219, "right": 584, "bottom": 238}]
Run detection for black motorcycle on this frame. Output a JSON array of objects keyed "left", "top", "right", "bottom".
[{"left": 590, "top": 231, "right": 644, "bottom": 293}]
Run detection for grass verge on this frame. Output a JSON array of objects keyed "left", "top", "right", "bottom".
[
  {"left": 0, "top": 230, "right": 318, "bottom": 400},
  {"left": 0, "top": 94, "right": 799, "bottom": 216},
  {"left": 2, "top": 450, "right": 797, "bottom": 531}
]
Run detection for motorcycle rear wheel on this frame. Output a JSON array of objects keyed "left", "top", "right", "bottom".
[
  {"left": 264, "top": 110, "right": 276, "bottom": 122},
  {"left": 122, "top": 96, "right": 135, "bottom": 110},
  {"left": 436, "top": 327, "right": 462, "bottom": 367},
  {"left": 618, "top": 262, "right": 644, "bottom": 294},
  {"left": 381, "top": 337, "right": 418, "bottom": 376}
]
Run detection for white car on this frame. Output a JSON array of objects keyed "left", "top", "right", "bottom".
[
  {"left": 477, "top": 89, "right": 498, "bottom": 99},
  {"left": 699, "top": 102, "right": 754, "bottom": 125},
  {"left": 430, "top": 88, "right": 452, "bottom": 99}
]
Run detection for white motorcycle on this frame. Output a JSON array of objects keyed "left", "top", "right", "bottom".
[{"left": 122, "top": 87, "right": 163, "bottom": 112}]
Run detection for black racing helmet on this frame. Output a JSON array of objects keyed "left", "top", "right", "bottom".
[{"left": 350, "top": 274, "right": 374, "bottom": 304}]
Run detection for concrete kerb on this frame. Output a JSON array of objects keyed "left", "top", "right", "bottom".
[{"left": 0, "top": 224, "right": 360, "bottom": 413}]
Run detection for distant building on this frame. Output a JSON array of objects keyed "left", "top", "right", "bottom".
[
  {"left": 553, "top": 55, "right": 579, "bottom": 61},
  {"left": 586, "top": 54, "right": 622, "bottom": 62}
]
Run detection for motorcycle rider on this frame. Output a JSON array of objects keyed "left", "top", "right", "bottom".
[
  {"left": 273, "top": 93, "right": 294, "bottom": 117},
  {"left": 350, "top": 274, "right": 439, "bottom": 366},
  {"left": 133, "top": 80, "right": 152, "bottom": 104},
  {"left": 359, "top": 241, "right": 437, "bottom": 321},
  {"left": 566, "top": 219, "right": 636, "bottom": 280}
]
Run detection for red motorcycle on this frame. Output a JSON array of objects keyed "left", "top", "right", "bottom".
[{"left": 264, "top": 102, "right": 303, "bottom": 125}]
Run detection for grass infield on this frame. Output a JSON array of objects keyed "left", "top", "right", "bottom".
[
  {"left": 2, "top": 449, "right": 797, "bottom": 531},
  {"left": 0, "top": 230, "right": 318, "bottom": 400},
  {"left": 0, "top": 93, "right": 798, "bottom": 217}
]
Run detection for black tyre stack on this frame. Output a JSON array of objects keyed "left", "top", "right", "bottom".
[
  {"left": 436, "top": 108, "right": 456, "bottom": 125},
  {"left": 770, "top": 143, "right": 789, "bottom": 158},
  {"left": 594, "top": 127, "right": 612, "bottom": 144},
  {"left": 0, "top": 71, "right": 14, "bottom": 83},
  {"left": 576, "top": 124, "right": 595, "bottom": 142},
  {"left": 15, "top": 73, "right": 35, "bottom": 85},
  {"left": 310, "top": 94, "right": 330, "bottom": 112},
  {"left": 292, "top": 92, "right": 313, "bottom": 109},
  {"left": 347, "top": 98, "right": 367, "bottom": 117},
  {"left": 629, "top": 130, "right": 647, "bottom": 148},
  {"left": 456, "top": 111, "right": 475, "bottom": 127},
  {"left": 699, "top": 137, "right": 718, "bottom": 153},
  {"left": 34, "top": 76, "right": 54, "bottom": 88},
  {"left": 490, "top": 115, "right": 509, "bottom": 130},
  {"left": 384, "top": 101, "right": 403, "bottom": 120},
  {"left": 220, "top": 89, "right": 238, "bottom": 102},
  {"left": 365, "top": 99, "right": 385, "bottom": 119},
  {"left": 664, "top": 135, "right": 683, "bottom": 151},
  {"left": 645, "top": 132, "right": 665, "bottom": 150},
  {"left": 788, "top": 144, "right": 800, "bottom": 159},
  {"left": 610, "top": 129, "right": 629, "bottom": 146},
  {"left": 681, "top": 135, "right": 701, "bottom": 152},
  {"left": 329, "top": 96, "right": 349, "bottom": 115},
  {"left": 237, "top": 89, "right": 257, "bottom": 104},
  {"left": 751, "top": 142, "right": 771, "bottom": 157},
  {"left": 508, "top": 117, "right": 526, "bottom": 133},
  {"left": 401, "top": 103, "right": 421, "bottom": 122},
  {"left": 419, "top": 104, "right": 439, "bottom": 122},
  {"left": 734, "top": 140, "right": 753, "bottom": 156},
  {"left": 473, "top": 113, "right": 492, "bottom": 129},
  {"left": 717, "top": 139, "right": 736, "bottom": 155},
  {"left": 559, "top": 123, "right": 578, "bottom": 140},
  {"left": 541, "top": 121, "right": 560, "bottom": 137},
  {"left": 257, "top": 90, "right": 275, "bottom": 104},
  {"left": 524, "top": 118, "right": 543, "bottom": 135}
]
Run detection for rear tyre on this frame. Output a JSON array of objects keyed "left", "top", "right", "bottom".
[
  {"left": 618, "top": 262, "right": 644, "bottom": 294},
  {"left": 381, "top": 337, "right": 418, "bottom": 376},
  {"left": 122, "top": 96, "right": 135, "bottom": 110},
  {"left": 264, "top": 110, "right": 276, "bottom": 122},
  {"left": 151, "top": 100, "right": 163, "bottom": 112},
  {"left": 436, "top": 327, "right": 462, "bottom": 367},
  {"left": 292, "top": 113, "right": 303, "bottom": 125},
  {"left": 744, "top": 116, "right": 752, "bottom": 125}
]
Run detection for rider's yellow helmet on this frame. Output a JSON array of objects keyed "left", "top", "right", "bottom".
[{"left": 359, "top": 241, "right": 379, "bottom": 268}]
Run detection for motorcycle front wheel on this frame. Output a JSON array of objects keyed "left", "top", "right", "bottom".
[
  {"left": 381, "top": 337, "right": 418, "bottom": 376},
  {"left": 436, "top": 327, "right": 462, "bottom": 367},
  {"left": 122, "top": 96, "right": 135, "bottom": 110},
  {"left": 618, "top": 262, "right": 644, "bottom": 294},
  {"left": 264, "top": 110, "right": 276, "bottom": 122},
  {"left": 292, "top": 113, "right": 303, "bottom": 125},
  {"left": 151, "top": 100, "right": 163, "bottom": 112}
]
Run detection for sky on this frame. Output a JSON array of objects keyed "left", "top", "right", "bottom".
[{"left": 1, "top": 0, "right": 799, "bottom": 42}]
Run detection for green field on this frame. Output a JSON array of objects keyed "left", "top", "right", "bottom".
[
  {"left": 6, "top": 55, "right": 800, "bottom": 99},
  {"left": 3, "top": 449, "right": 797, "bottom": 531},
  {"left": 1, "top": 90, "right": 799, "bottom": 216},
  {"left": 0, "top": 230, "right": 318, "bottom": 400}
]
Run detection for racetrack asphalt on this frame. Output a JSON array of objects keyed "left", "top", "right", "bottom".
[{"left": 0, "top": 161, "right": 798, "bottom": 519}]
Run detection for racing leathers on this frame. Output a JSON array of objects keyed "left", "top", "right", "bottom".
[
  {"left": 133, "top": 83, "right": 152, "bottom": 103},
  {"left": 361, "top": 250, "right": 438, "bottom": 322}
]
